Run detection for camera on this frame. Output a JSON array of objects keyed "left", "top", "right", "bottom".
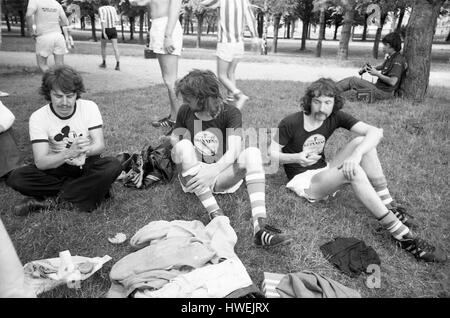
[{"left": 358, "top": 63, "right": 372, "bottom": 75}]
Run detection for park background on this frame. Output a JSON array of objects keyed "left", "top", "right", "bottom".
[{"left": 0, "top": 0, "right": 449, "bottom": 298}]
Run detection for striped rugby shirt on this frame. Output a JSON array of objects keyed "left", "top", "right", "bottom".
[
  {"left": 98, "top": 5, "right": 119, "bottom": 29},
  {"left": 201, "top": 0, "right": 257, "bottom": 43}
]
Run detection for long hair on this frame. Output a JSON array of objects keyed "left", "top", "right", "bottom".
[
  {"left": 175, "top": 69, "right": 224, "bottom": 118},
  {"left": 301, "top": 78, "right": 344, "bottom": 115},
  {"left": 40, "top": 65, "right": 85, "bottom": 101}
]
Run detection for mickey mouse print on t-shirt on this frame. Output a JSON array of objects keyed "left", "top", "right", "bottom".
[{"left": 52, "top": 125, "right": 82, "bottom": 150}]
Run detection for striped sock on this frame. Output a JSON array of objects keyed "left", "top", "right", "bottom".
[
  {"left": 378, "top": 210, "right": 410, "bottom": 240},
  {"left": 370, "top": 176, "right": 394, "bottom": 207},
  {"left": 181, "top": 165, "right": 222, "bottom": 217},
  {"left": 245, "top": 171, "right": 267, "bottom": 234}
]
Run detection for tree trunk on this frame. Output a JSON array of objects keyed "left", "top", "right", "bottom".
[
  {"left": 396, "top": 6, "right": 406, "bottom": 32},
  {"left": 129, "top": 16, "right": 135, "bottom": 40},
  {"left": 81, "top": 16, "right": 85, "bottom": 30},
  {"left": 337, "top": 9, "right": 355, "bottom": 60},
  {"left": 307, "top": 22, "right": 311, "bottom": 39},
  {"left": 316, "top": 8, "right": 325, "bottom": 57},
  {"left": 446, "top": 30, "right": 450, "bottom": 42},
  {"left": 401, "top": 0, "right": 444, "bottom": 101},
  {"left": 139, "top": 11, "right": 145, "bottom": 43},
  {"left": 121, "top": 16, "right": 125, "bottom": 41},
  {"left": 272, "top": 14, "right": 281, "bottom": 53},
  {"left": 196, "top": 14, "right": 203, "bottom": 48},
  {"left": 291, "top": 19, "right": 296, "bottom": 38},
  {"left": 334, "top": 23, "right": 339, "bottom": 40},
  {"left": 19, "top": 10, "right": 25, "bottom": 37},
  {"left": 261, "top": 11, "right": 268, "bottom": 55},
  {"left": 362, "top": 14, "right": 368, "bottom": 41},
  {"left": 286, "top": 19, "right": 290, "bottom": 39},
  {"left": 300, "top": 19, "right": 309, "bottom": 50},
  {"left": 90, "top": 14, "right": 97, "bottom": 42},
  {"left": 373, "top": 14, "right": 387, "bottom": 59},
  {"left": 5, "top": 13, "right": 11, "bottom": 32}
]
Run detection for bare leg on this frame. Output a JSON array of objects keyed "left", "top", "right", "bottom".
[
  {"left": 111, "top": 38, "right": 120, "bottom": 63},
  {"left": 100, "top": 39, "right": 107, "bottom": 62},
  {"left": 157, "top": 54, "right": 179, "bottom": 119},
  {"left": 0, "top": 219, "right": 35, "bottom": 298},
  {"left": 308, "top": 137, "right": 388, "bottom": 219},
  {"left": 36, "top": 55, "right": 49, "bottom": 73},
  {"left": 54, "top": 54, "right": 64, "bottom": 66}
]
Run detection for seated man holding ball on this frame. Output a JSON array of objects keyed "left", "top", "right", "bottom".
[{"left": 6, "top": 65, "right": 122, "bottom": 216}]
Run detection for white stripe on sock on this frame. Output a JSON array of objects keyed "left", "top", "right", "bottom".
[
  {"left": 382, "top": 198, "right": 394, "bottom": 205},
  {"left": 202, "top": 197, "right": 218, "bottom": 209},
  {"left": 388, "top": 221, "right": 403, "bottom": 233},
  {"left": 394, "top": 228, "right": 409, "bottom": 240},
  {"left": 245, "top": 173, "right": 265, "bottom": 182},
  {"left": 252, "top": 206, "right": 266, "bottom": 218},
  {"left": 376, "top": 189, "right": 390, "bottom": 196},
  {"left": 250, "top": 192, "right": 265, "bottom": 202}
]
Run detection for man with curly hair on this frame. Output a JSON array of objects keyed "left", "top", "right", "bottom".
[
  {"left": 169, "top": 69, "right": 292, "bottom": 248},
  {"left": 269, "top": 78, "right": 446, "bottom": 263},
  {"left": 6, "top": 65, "right": 122, "bottom": 216}
]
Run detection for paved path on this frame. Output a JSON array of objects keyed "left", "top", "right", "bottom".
[{"left": 1, "top": 51, "right": 450, "bottom": 95}]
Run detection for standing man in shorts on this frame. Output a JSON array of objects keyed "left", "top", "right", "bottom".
[
  {"left": 98, "top": 0, "right": 121, "bottom": 71},
  {"left": 26, "top": 0, "right": 70, "bottom": 72},
  {"left": 269, "top": 78, "right": 446, "bottom": 263},
  {"left": 200, "top": 0, "right": 259, "bottom": 110},
  {"left": 170, "top": 69, "right": 292, "bottom": 247},
  {"left": 130, "top": 0, "right": 183, "bottom": 128}
]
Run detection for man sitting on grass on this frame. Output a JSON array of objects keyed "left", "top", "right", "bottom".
[
  {"left": 169, "top": 69, "right": 292, "bottom": 247},
  {"left": 6, "top": 65, "right": 122, "bottom": 216},
  {"left": 336, "top": 32, "right": 407, "bottom": 102},
  {"left": 269, "top": 78, "right": 446, "bottom": 263}
]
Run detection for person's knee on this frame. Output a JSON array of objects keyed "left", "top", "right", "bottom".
[
  {"left": 239, "top": 147, "right": 263, "bottom": 169},
  {"left": 5, "top": 168, "right": 25, "bottom": 190},
  {"left": 172, "top": 139, "right": 195, "bottom": 164},
  {"left": 348, "top": 165, "right": 367, "bottom": 182}
]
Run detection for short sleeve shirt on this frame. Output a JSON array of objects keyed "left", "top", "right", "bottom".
[
  {"left": 274, "top": 111, "right": 359, "bottom": 180},
  {"left": 98, "top": 5, "right": 120, "bottom": 28},
  {"left": 29, "top": 99, "right": 103, "bottom": 153},
  {"left": 375, "top": 52, "right": 406, "bottom": 92},
  {"left": 173, "top": 104, "right": 242, "bottom": 163},
  {"left": 27, "top": 0, "right": 65, "bottom": 36}
]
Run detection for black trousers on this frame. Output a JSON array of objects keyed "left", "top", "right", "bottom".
[{"left": 6, "top": 155, "right": 122, "bottom": 212}]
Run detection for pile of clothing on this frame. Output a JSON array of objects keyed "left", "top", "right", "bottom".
[
  {"left": 106, "top": 216, "right": 262, "bottom": 298},
  {"left": 116, "top": 139, "right": 176, "bottom": 189}
]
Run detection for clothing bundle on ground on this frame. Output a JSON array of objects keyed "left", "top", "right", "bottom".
[
  {"left": 106, "top": 216, "right": 263, "bottom": 298},
  {"left": 320, "top": 237, "right": 381, "bottom": 277},
  {"left": 262, "top": 271, "right": 361, "bottom": 298},
  {"left": 116, "top": 139, "right": 175, "bottom": 189},
  {"left": 23, "top": 250, "right": 111, "bottom": 295}
]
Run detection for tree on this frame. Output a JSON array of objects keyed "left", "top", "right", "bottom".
[
  {"left": 65, "top": 0, "right": 102, "bottom": 41},
  {"left": 3, "top": 0, "right": 27, "bottom": 37},
  {"left": 337, "top": 0, "right": 357, "bottom": 60},
  {"left": 293, "top": 0, "right": 314, "bottom": 50},
  {"left": 401, "top": 0, "right": 446, "bottom": 101},
  {"left": 314, "top": 0, "right": 333, "bottom": 56}
]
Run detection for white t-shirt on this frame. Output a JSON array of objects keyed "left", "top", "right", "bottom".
[
  {"left": 27, "top": 0, "right": 66, "bottom": 36},
  {"left": 0, "top": 101, "right": 15, "bottom": 131},
  {"left": 29, "top": 99, "right": 103, "bottom": 153}
]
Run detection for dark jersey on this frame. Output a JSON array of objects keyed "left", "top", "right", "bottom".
[
  {"left": 375, "top": 52, "right": 406, "bottom": 92},
  {"left": 275, "top": 111, "right": 359, "bottom": 180},
  {"left": 173, "top": 103, "right": 242, "bottom": 163}
]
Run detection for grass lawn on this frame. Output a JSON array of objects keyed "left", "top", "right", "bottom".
[{"left": 0, "top": 73, "right": 449, "bottom": 298}]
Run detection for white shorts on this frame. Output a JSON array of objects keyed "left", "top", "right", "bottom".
[
  {"left": 35, "top": 32, "right": 68, "bottom": 57},
  {"left": 179, "top": 162, "right": 243, "bottom": 194},
  {"left": 150, "top": 16, "right": 183, "bottom": 56},
  {"left": 216, "top": 41, "right": 244, "bottom": 62},
  {"left": 286, "top": 164, "right": 330, "bottom": 202}
]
